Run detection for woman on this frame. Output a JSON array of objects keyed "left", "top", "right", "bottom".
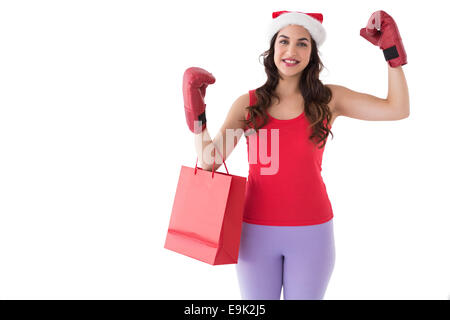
[{"left": 183, "top": 10, "right": 410, "bottom": 299}]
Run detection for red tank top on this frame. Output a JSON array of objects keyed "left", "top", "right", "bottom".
[{"left": 243, "top": 89, "right": 334, "bottom": 226}]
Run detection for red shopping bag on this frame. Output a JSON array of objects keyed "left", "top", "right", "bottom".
[{"left": 164, "top": 148, "right": 247, "bottom": 265}]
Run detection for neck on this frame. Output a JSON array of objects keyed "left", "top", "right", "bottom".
[{"left": 275, "top": 73, "right": 302, "bottom": 98}]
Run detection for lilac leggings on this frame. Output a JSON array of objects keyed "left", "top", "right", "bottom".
[{"left": 235, "top": 219, "right": 335, "bottom": 300}]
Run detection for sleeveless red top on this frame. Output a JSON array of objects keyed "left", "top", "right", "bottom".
[{"left": 243, "top": 89, "right": 334, "bottom": 226}]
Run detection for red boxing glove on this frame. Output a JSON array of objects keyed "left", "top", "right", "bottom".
[
  {"left": 182, "top": 67, "right": 216, "bottom": 133},
  {"left": 360, "top": 10, "right": 407, "bottom": 67}
]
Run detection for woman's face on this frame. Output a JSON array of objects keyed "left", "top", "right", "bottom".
[{"left": 274, "top": 25, "right": 312, "bottom": 78}]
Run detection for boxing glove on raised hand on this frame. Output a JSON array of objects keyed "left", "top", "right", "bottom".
[
  {"left": 182, "top": 67, "right": 216, "bottom": 133},
  {"left": 360, "top": 10, "right": 407, "bottom": 68}
]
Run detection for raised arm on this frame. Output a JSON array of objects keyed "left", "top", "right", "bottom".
[
  {"left": 327, "top": 65, "right": 409, "bottom": 121},
  {"left": 327, "top": 10, "right": 410, "bottom": 121},
  {"left": 194, "top": 93, "right": 249, "bottom": 172}
]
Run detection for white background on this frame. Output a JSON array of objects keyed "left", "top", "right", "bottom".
[{"left": 0, "top": 0, "right": 448, "bottom": 300}]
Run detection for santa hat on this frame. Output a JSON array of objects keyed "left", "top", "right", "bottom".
[{"left": 267, "top": 11, "right": 326, "bottom": 47}]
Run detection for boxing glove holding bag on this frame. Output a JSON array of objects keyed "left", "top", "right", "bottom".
[
  {"left": 182, "top": 67, "right": 216, "bottom": 133},
  {"left": 360, "top": 10, "right": 407, "bottom": 68}
]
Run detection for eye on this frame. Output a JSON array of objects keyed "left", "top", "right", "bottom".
[{"left": 279, "top": 40, "right": 307, "bottom": 47}]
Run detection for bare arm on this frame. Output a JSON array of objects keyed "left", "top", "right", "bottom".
[
  {"left": 194, "top": 93, "right": 249, "bottom": 172},
  {"left": 329, "top": 65, "right": 410, "bottom": 121}
]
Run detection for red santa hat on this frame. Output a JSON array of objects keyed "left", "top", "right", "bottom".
[{"left": 267, "top": 11, "right": 326, "bottom": 47}]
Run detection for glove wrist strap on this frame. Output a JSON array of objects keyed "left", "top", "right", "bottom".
[{"left": 383, "top": 45, "right": 400, "bottom": 61}]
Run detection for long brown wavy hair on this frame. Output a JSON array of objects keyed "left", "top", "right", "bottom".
[{"left": 242, "top": 31, "right": 334, "bottom": 149}]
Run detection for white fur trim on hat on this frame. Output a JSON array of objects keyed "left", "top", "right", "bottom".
[{"left": 267, "top": 12, "right": 326, "bottom": 47}]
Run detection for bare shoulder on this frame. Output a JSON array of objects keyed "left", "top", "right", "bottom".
[
  {"left": 220, "top": 92, "right": 250, "bottom": 131},
  {"left": 324, "top": 84, "right": 343, "bottom": 123},
  {"left": 231, "top": 92, "right": 250, "bottom": 123},
  {"left": 237, "top": 92, "right": 250, "bottom": 120},
  {"left": 324, "top": 84, "right": 339, "bottom": 113}
]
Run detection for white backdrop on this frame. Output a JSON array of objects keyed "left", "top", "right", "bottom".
[{"left": 0, "top": 0, "right": 448, "bottom": 300}]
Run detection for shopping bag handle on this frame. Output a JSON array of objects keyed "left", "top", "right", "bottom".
[{"left": 194, "top": 145, "right": 229, "bottom": 178}]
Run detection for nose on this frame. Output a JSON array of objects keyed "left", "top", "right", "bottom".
[{"left": 286, "top": 44, "right": 297, "bottom": 56}]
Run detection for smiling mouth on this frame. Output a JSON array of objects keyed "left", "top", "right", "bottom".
[{"left": 282, "top": 60, "right": 299, "bottom": 66}]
